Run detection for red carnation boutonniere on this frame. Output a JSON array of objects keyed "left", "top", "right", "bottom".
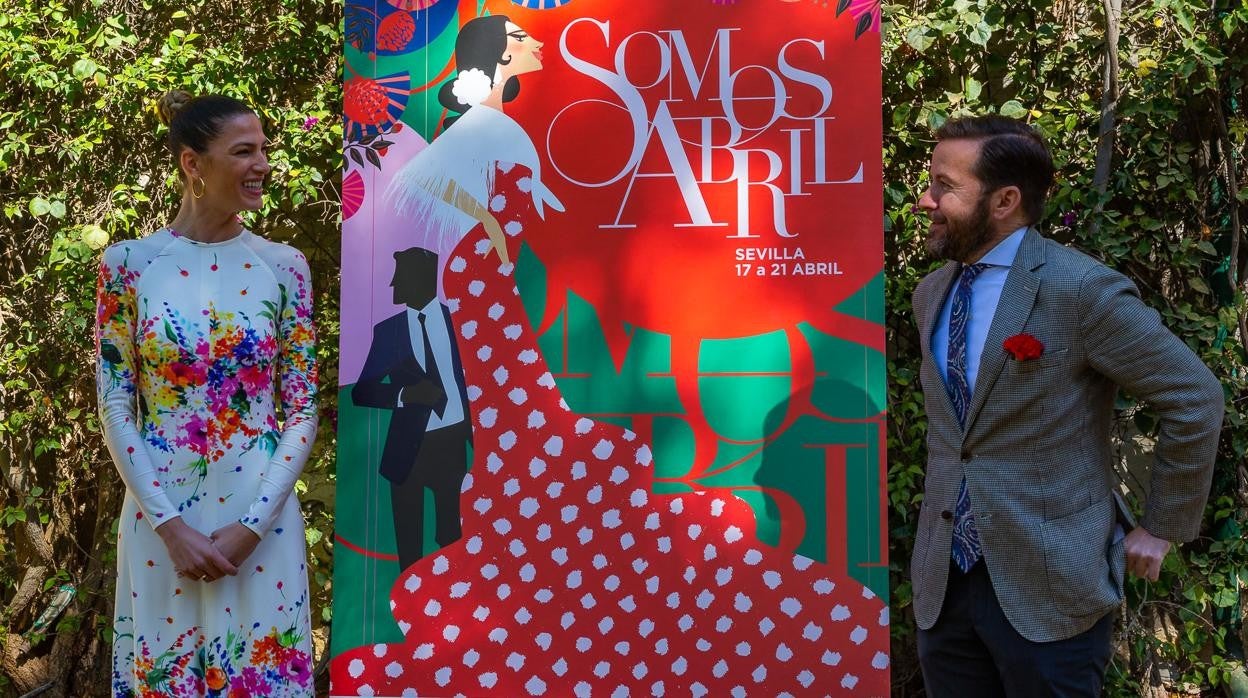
[{"left": 1003, "top": 333, "right": 1044, "bottom": 361}]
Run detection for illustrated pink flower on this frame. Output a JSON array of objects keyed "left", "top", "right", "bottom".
[
  {"left": 238, "top": 365, "right": 270, "bottom": 396},
  {"left": 257, "top": 336, "right": 279, "bottom": 358},
  {"left": 841, "top": 0, "right": 882, "bottom": 38},
  {"left": 229, "top": 666, "right": 267, "bottom": 693},
  {"left": 175, "top": 415, "right": 208, "bottom": 455},
  {"left": 279, "top": 652, "right": 313, "bottom": 686},
  {"left": 343, "top": 169, "right": 365, "bottom": 221},
  {"left": 210, "top": 378, "right": 240, "bottom": 413}
]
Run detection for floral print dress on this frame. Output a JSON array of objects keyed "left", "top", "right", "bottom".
[{"left": 96, "top": 229, "right": 318, "bottom": 697}]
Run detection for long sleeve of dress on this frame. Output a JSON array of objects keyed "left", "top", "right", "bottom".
[
  {"left": 239, "top": 251, "right": 318, "bottom": 537},
  {"left": 96, "top": 245, "right": 181, "bottom": 528}
]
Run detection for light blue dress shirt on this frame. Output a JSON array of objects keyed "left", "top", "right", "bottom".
[
  {"left": 932, "top": 227, "right": 1028, "bottom": 391},
  {"left": 402, "top": 299, "right": 466, "bottom": 430}
]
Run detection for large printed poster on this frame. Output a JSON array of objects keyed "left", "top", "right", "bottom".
[{"left": 332, "top": 0, "right": 887, "bottom": 694}]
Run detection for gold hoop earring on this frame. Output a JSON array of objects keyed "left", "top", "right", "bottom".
[{"left": 192, "top": 176, "right": 206, "bottom": 199}]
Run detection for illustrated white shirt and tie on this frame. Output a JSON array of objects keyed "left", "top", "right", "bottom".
[{"left": 397, "top": 298, "right": 465, "bottom": 431}]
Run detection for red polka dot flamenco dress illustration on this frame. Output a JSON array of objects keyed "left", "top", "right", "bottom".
[{"left": 333, "top": 163, "right": 890, "bottom": 696}]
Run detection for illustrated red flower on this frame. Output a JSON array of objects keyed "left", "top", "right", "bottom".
[
  {"left": 377, "top": 11, "right": 415, "bottom": 52},
  {"left": 343, "top": 71, "right": 411, "bottom": 141},
  {"left": 205, "top": 666, "right": 227, "bottom": 691},
  {"left": 161, "top": 362, "right": 197, "bottom": 386},
  {"left": 1004, "top": 332, "right": 1044, "bottom": 360},
  {"left": 344, "top": 76, "right": 391, "bottom": 125},
  {"left": 97, "top": 292, "right": 120, "bottom": 325}
]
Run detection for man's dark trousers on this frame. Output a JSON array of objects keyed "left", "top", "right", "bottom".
[
  {"left": 917, "top": 560, "right": 1114, "bottom": 698},
  {"left": 390, "top": 421, "right": 471, "bottom": 570}
]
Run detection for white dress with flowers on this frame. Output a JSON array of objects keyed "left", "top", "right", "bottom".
[{"left": 96, "top": 228, "right": 317, "bottom": 697}]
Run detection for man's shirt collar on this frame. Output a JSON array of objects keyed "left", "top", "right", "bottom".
[
  {"left": 406, "top": 297, "right": 441, "bottom": 318},
  {"left": 977, "top": 226, "right": 1028, "bottom": 268}
]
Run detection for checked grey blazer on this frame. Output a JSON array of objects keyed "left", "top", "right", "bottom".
[{"left": 910, "top": 228, "right": 1224, "bottom": 642}]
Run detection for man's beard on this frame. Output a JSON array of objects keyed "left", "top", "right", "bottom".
[{"left": 925, "top": 194, "right": 994, "bottom": 262}]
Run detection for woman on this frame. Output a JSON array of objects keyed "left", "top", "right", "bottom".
[
  {"left": 385, "top": 13, "right": 563, "bottom": 267},
  {"left": 333, "top": 14, "right": 889, "bottom": 695},
  {"left": 97, "top": 90, "right": 317, "bottom": 697}
]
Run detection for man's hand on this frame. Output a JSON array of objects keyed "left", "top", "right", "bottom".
[
  {"left": 1123, "top": 527, "right": 1172, "bottom": 582},
  {"left": 210, "top": 522, "right": 262, "bottom": 568},
  {"left": 481, "top": 213, "right": 511, "bottom": 266},
  {"left": 400, "top": 379, "right": 447, "bottom": 408},
  {"left": 156, "top": 517, "right": 238, "bottom": 583}
]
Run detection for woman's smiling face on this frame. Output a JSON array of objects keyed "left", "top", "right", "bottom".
[{"left": 188, "top": 112, "right": 271, "bottom": 212}]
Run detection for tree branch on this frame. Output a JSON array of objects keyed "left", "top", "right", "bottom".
[
  {"left": 1210, "top": 98, "right": 1243, "bottom": 288},
  {"left": 1090, "top": 0, "right": 1122, "bottom": 237},
  {"left": 0, "top": 451, "right": 55, "bottom": 567},
  {"left": 1, "top": 564, "right": 50, "bottom": 693},
  {"left": 1209, "top": 95, "right": 1246, "bottom": 356}
]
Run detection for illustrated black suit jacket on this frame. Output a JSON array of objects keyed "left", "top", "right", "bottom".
[{"left": 352, "top": 306, "right": 471, "bottom": 484}]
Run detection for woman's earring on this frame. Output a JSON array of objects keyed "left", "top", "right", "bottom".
[{"left": 192, "top": 176, "right": 206, "bottom": 199}]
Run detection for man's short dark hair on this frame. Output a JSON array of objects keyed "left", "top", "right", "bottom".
[{"left": 935, "top": 116, "right": 1055, "bottom": 225}]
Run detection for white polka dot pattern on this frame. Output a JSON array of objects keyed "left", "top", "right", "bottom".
[{"left": 332, "top": 162, "right": 887, "bottom": 696}]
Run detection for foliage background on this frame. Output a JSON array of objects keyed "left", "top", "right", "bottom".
[
  {"left": 0, "top": 0, "right": 1243, "bottom": 695},
  {"left": 0, "top": 0, "right": 341, "bottom": 694}
]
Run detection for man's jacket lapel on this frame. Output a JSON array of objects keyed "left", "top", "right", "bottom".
[{"left": 963, "top": 228, "right": 1046, "bottom": 433}]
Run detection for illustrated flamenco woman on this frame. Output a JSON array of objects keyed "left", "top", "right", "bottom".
[{"left": 332, "top": 14, "right": 890, "bottom": 695}]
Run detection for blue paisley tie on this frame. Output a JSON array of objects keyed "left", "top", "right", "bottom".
[{"left": 947, "top": 263, "right": 988, "bottom": 573}]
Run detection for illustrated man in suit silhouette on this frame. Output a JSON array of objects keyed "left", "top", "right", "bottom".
[
  {"left": 910, "top": 116, "right": 1223, "bottom": 696},
  {"left": 353, "top": 247, "right": 472, "bottom": 570}
]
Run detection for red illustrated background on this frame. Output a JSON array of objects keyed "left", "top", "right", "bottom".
[{"left": 513, "top": 1, "right": 883, "bottom": 347}]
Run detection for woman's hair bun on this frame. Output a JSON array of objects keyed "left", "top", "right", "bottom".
[{"left": 157, "top": 90, "right": 194, "bottom": 127}]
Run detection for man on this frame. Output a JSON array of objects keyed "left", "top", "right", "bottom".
[
  {"left": 354, "top": 247, "right": 472, "bottom": 570},
  {"left": 910, "top": 116, "right": 1223, "bottom": 695}
]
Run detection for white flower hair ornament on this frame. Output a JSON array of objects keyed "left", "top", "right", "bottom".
[{"left": 451, "top": 68, "right": 493, "bottom": 107}]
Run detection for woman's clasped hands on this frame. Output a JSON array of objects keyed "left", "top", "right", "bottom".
[{"left": 158, "top": 518, "right": 261, "bottom": 583}]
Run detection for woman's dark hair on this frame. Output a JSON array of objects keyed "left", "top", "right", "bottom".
[
  {"left": 157, "top": 90, "right": 254, "bottom": 178},
  {"left": 438, "top": 15, "right": 521, "bottom": 130},
  {"left": 934, "top": 116, "right": 1055, "bottom": 225}
]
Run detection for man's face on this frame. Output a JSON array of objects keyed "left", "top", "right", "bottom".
[
  {"left": 391, "top": 253, "right": 438, "bottom": 309},
  {"left": 917, "top": 139, "right": 995, "bottom": 263}
]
